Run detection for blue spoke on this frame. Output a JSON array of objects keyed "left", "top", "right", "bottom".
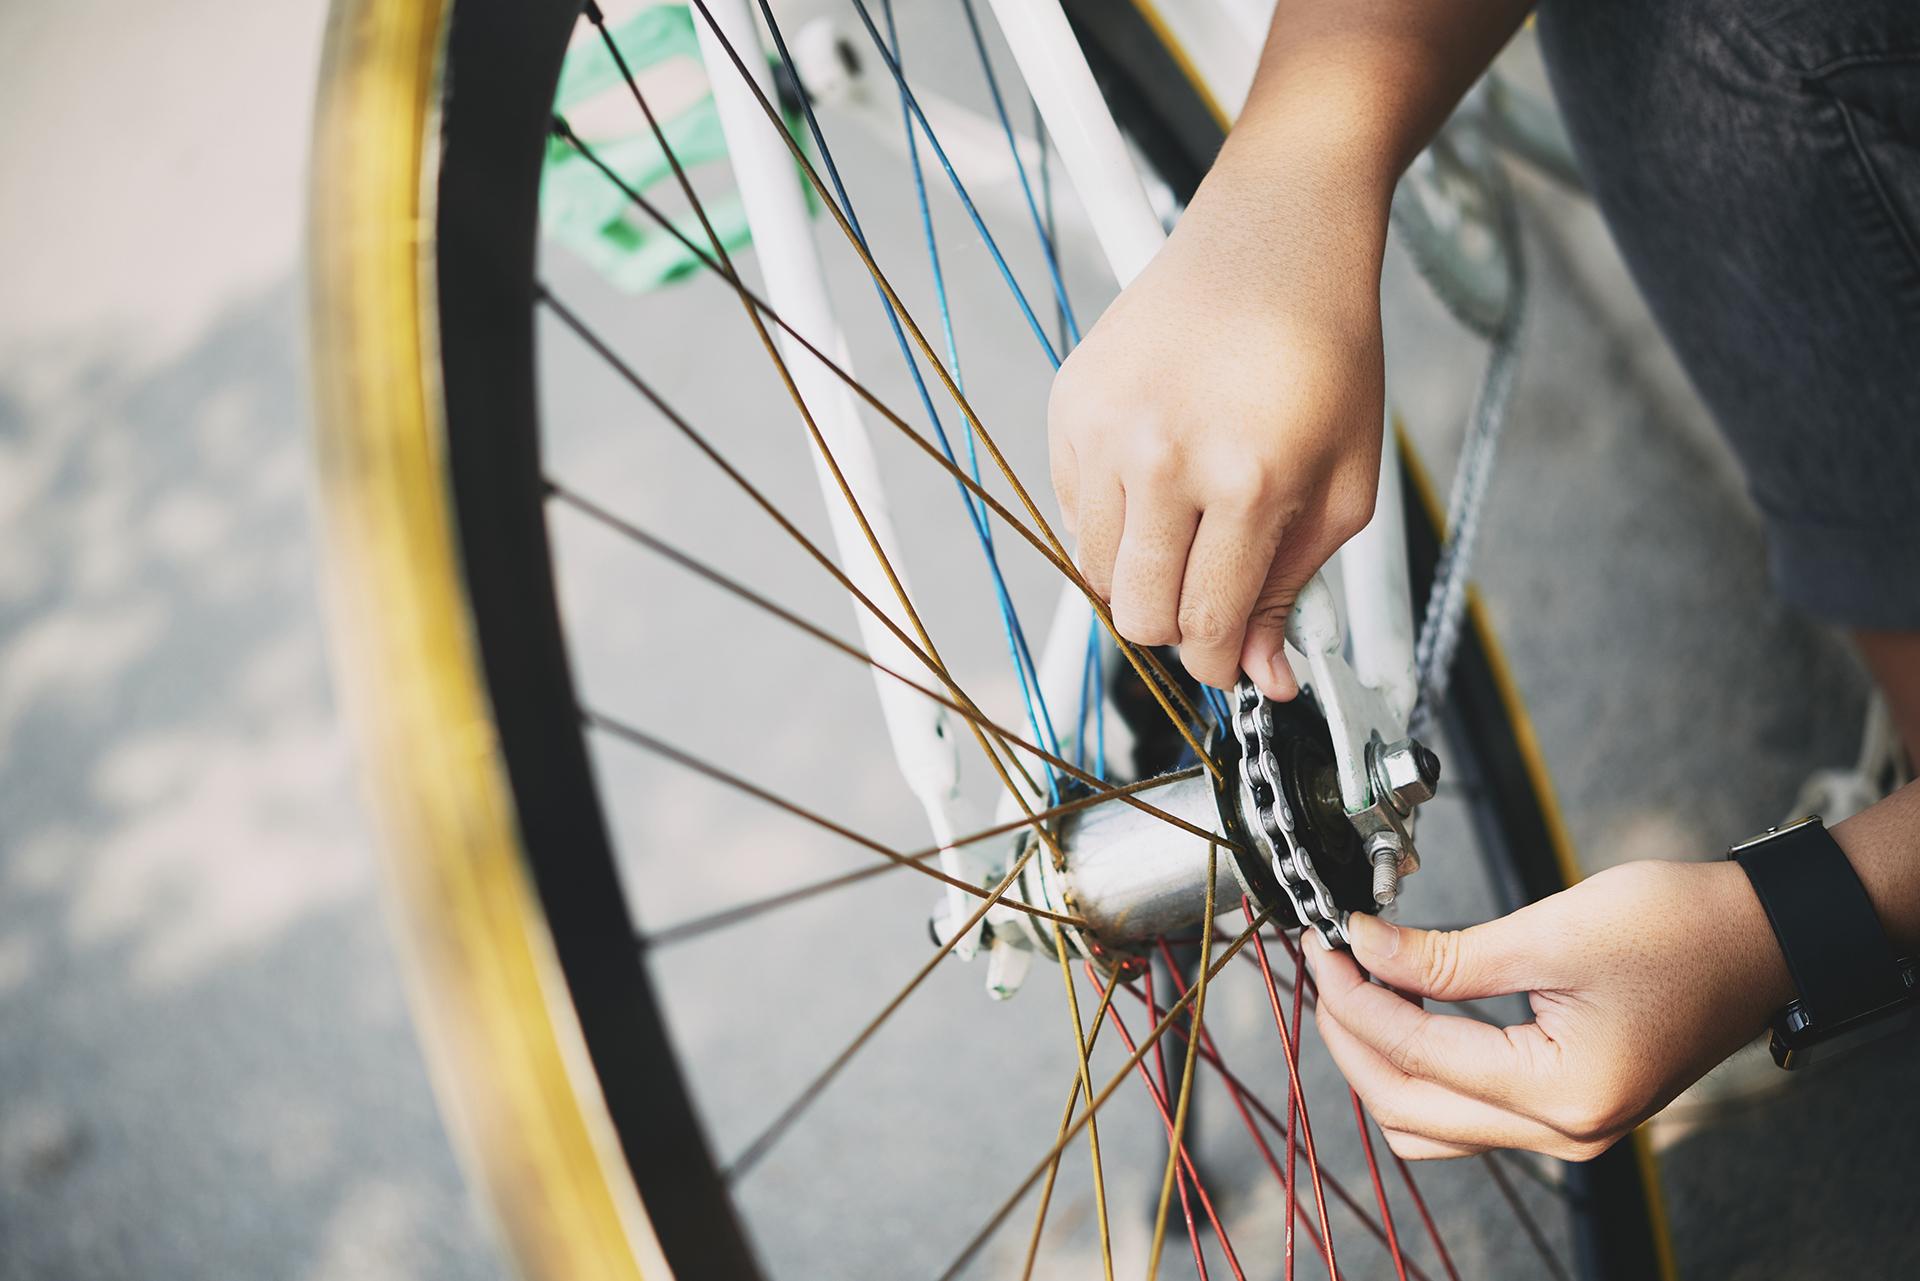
[
  {"left": 956, "top": 0, "right": 1081, "bottom": 347},
  {"left": 881, "top": 0, "right": 964, "bottom": 391},
  {"left": 752, "top": 0, "right": 1065, "bottom": 789},
  {"left": 842, "top": 0, "right": 1062, "bottom": 369}
]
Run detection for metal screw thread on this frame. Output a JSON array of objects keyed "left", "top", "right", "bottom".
[{"left": 1371, "top": 851, "right": 1399, "bottom": 906}]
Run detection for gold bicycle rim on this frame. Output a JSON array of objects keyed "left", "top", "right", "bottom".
[
  {"left": 308, "top": 0, "right": 666, "bottom": 1275},
  {"left": 307, "top": 0, "right": 1679, "bottom": 1277}
]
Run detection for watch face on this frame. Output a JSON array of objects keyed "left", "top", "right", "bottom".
[{"left": 1728, "top": 814, "right": 1823, "bottom": 859}]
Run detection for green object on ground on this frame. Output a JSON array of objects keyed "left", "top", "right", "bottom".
[{"left": 542, "top": 3, "right": 812, "bottom": 293}]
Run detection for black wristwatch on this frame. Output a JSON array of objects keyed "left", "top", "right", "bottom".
[{"left": 1728, "top": 815, "right": 1918, "bottom": 1069}]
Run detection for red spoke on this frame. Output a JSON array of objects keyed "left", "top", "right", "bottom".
[
  {"left": 1144, "top": 967, "right": 1212, "bottom": 1281},
  {"left": 1245, "top": 900, "right": 1338, "bottom": 1281},
  {"left": 1391, "top": 1151, "right": 1462, "bottom": 1281},
  {"left": 1286, "top": 944, "right": 1306, "bottom": 1281},
  {"left": 1150, "top": 941, "right": 1338, "bottom": 1274},
  {"left": 1122, "top": 980, "right": 1446, "bottom": 1281},
  {"left": 1481, "top": 1153, "right": 1572, "bottom": 1281},
  {"left": 1290, "top": 932, "right": 1463, "bottom": 1281},
  {"left": 1091, "top": 963, "right": 1244, "bottom": 1281},
  {"left": 1350, "top": 1092, "right": 1409, "bottom": 1281}
]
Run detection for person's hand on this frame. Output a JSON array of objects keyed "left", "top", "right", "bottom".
[
  {"left": 1046, "top": 149, "right": 1390, "bottom": 701},
  {"left": 1301, "top": 859, "right": 1795, "bottom": 1160}
]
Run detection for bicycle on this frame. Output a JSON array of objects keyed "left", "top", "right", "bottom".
[{"left": 308, "top": 0, "right": 1675, "bottom": 1276}]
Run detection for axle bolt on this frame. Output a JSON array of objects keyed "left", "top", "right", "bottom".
[{"left": 1365, "top": 831, "right": 1404, "bottom": 906}]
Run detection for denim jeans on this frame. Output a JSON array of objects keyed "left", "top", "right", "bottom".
[{"left": 1536, "top": 0, "right": 1920, "bottom": 629}]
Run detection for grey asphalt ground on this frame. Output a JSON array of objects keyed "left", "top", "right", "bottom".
[{"left": 3, "top": 3, "right": 1916, "bottom": 1280}]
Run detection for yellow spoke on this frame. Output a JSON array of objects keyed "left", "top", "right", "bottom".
[
  {"left": 590, "top": 21, "right": 1084, "bottom": 900},
  {"left": 585, "top": 708, "right": 1079, "bottom": 928},
  {"left": 683, "top": 0, "right": 1223, "bottom": 782},
  {"left": 939, "top": 906, "right": 1277, "bottom": 1281},
  {"left": 549, "top": 478, "right": 1242, "bottom": 854},
  {"left": 725, "top": 835, "right": 1049, "bottom": 1180},
  {"left": 1049, "top": 923, "right": 1114, "bottom": 1281},
  {"left": 1021, "top": 970, "right": 1123, "bottom": 1279},
  {"left": 1146, "top": 848, "right": 1218, "bottom": 1279}
]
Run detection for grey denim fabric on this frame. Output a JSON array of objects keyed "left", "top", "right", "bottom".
[{"left": 1536, "top": 0, "right": 1920, "bottom": 629}]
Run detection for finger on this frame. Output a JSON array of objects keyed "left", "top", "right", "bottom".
[
  {"left": 1238, "top": 520, "right": 1319, "bottom": 702},
  {"left": 1049, "top": 426, "right": 1079, "bottom": 536},
  {"left": 1306, "top": 939, "right": 1543, "bottom": 1105},
  {"left": 1345, "top": 910, "right": 1538, "bottom": 1003},
  {"left": 1314, "top": 1001, "right": 1564, "bottom": 1155},
  {"left": 1377, "top": 1128, "right": 1485, "bottom": 1161},
  {"left": 1073, "top": 473, "right": 1125, "bottom": 600},
  {"left": 1173, "top": 502, "right": 1286, "bottom": 690},
  {"left": 1107, "top": 486, "right": 1200, "bottom": 647}
]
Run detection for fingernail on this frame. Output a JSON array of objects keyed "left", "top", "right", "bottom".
[{"left": 1348, "top": 912, "right": 1401, "bottom": 959}]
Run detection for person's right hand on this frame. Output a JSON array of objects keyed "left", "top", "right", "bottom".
[{"left": 1046, "top": 150, "right": 1391, "bottom": 701}]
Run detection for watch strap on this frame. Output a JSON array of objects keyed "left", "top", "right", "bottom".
[{"left": 1729, "top": 816, "right": 1905, "bottom": 1027}]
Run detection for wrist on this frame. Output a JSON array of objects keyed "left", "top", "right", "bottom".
[
  {"left": 1831, "top": 780, "right": 1920, "bottom": 951},
  {"left": 1705, "top": 857, "right": 1799, "bottom": 1020},
  {"left": 1166, "top": 120, "right": 1391, "bottom": 321}
]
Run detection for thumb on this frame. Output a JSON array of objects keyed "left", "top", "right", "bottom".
[{"left": 1346, "top": 911, "right": 1531, "bottom": 1003}]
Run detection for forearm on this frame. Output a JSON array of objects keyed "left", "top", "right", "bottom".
[{"left": 1182, "top": 0, "right": 1528, "bottom": 245}]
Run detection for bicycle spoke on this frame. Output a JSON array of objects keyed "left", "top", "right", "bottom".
[
  {"left": 577, "top": 8, "right": 1124, "bottom": 924},
  {"left": 584, "top": 706, "right": 1076, "bottom": 927},
  {"left": 1113, "top": 966, "right": 1244, "bottom": 1280},
  {"left": 641, "top": 770, "right": 1200, "bottom": 949},
  {"left": 1021, "top": 968, "right": 1123, "bottom": 1280},
  {"left": 584, "top": 6, "right": 1028, "bottom": 798},
  {"left": 541, "top": 286, "right": 1094, "bottom": 909},
  {"left": 753, "top": 0, "right": 1067, "bottom": 776},
  {"left": 937, "top": 908, "right": 1275, "bottom": 1281},
  {"left": 1147, "top": 848, "right": 1217, "bottom": 1280},
  {"left": 1123, "top": 978, "right": 1442, "bottom": 1281},
  {"left": 550, "top": 111, "right": 1213, "bottom": 774},
  {"left": 1350, "top": 1092, "right": 1410, "bottom": 1281},
  {"left": 1148, "top": 957, "right": 1338, "bottom": 1277},
  {"left": 1490, "top": 1147, "right": 1567, "bottom": 1198},
  {"left": 1246, "top": 903, "right": 1339, "bottom": 1281},
  {"left": 1390, "top": 1151, "right": 1462, "bottom": 1281},
  {"left": 724, "top": 835, "right": 1048, "bottom": 1182},
  {"left": 1047, "top": 925, "right": 1114, "bottom": 1281},
  {"left": 956, "top": 0, "right": 1081, "bottom": 346},
  {"left": 1287, "top": 931, "right": 1312, "bottom": 1279},
  {"left": 1142, "top": 966, "right": 1211, "bottom": 1281},
  {"left": 1481, "top": 1152, "right": 1571, "bottom": 1281},
  {"left": 839, "top": 0, "right": 1061, "bottom": 367},
  {"left": 545, "top": 478, "right": 1234, "bottom": 852},
  {"left": 683, "top": 0, "right": 1222, "bottom": 779}
]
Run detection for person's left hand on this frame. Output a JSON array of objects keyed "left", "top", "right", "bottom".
[{"left": 1302, "top": 858, "right": 1795, "bottom": 1160}]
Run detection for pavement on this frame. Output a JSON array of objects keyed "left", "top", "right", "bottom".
[{"left": 2, "top": 3, "right": 1915, "bottom": 1280}]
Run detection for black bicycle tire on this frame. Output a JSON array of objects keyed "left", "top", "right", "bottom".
[{"left": 417, "top": 0, "right": 1674, "bottom": 1277}]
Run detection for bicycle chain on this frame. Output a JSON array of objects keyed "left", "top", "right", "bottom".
[{"left": 1231, "top": 679, "right": 1350, "bottom": 950}]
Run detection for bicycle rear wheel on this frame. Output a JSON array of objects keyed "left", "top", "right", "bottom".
[{"left": 309, "top": 0, "right": 1675, "bottom": 1276}]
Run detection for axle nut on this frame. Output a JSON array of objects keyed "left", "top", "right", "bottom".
[{"left": 1376, "top": 738, "right": 1441, "bottom": 812}]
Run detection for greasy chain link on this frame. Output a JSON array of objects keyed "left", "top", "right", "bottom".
[{"left": 1232, "top": 679, "right": 1350, "bottom": 950}]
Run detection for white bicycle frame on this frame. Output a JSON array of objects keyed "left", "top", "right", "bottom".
[{"left": 690, "top": 0, "right": 1418, "bottom": 974}]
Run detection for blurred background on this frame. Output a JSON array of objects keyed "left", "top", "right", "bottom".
[{"left": 1, "top": 1, "right": 1914, "bottom": 1279}]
